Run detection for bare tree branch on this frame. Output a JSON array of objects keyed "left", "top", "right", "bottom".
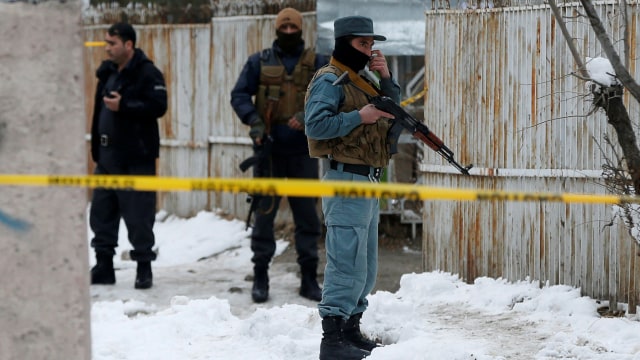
[
  {"left": 621, "top": 0, "right": 630, "bottom": 69},
  {"left": 551, "top": 0, "right": 640, "bottom": 255},
  {"left": 548, "top": 0, "right": 590, "bottom": 78},
  {"left": 579, "top": 0, "right": 640, "bottom": 103}
]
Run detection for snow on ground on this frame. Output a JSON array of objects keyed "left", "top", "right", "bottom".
[{"left": 89, "top": 209, "right": 640, "bottom": 360}]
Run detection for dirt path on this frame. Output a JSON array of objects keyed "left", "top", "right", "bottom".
[
  {"left": 272, "top": 239, "right": 423, "bottom": 294},
  {"left": 425, "top": 304, "right": 555, "bottom": 359},
  {"left": 89, "top": 236, "right": 424, "bottom": 319}
]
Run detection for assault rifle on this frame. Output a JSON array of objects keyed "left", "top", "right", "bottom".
[
  {"left": 331, "top": 71, "right": 472, "bottom": 175},
  {"left": 239, "top": 135, "right": 273, "bottom": 172},
  {"left": 240, "top": 93, "right": 278, "bottom": 229},
  {"left": 239, "top": 135, "right": 273, "bottom": 229},
  {"left": 370, "top": 96, "right": 472, "bottom": 175}
]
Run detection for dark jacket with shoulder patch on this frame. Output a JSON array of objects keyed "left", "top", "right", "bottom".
[{"left": 90, "top": 48, "right": 167, "bottom": 164}]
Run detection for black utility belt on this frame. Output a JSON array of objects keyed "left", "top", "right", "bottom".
[{"left": 329, "top": 160, "right": 382, "bottom": 182}]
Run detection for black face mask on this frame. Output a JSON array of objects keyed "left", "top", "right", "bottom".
[
  {"left": 276, "top": 30, "right": 303, "bottom": 54},
  {"left": 332, "top": 37, "right": 370, "bottom": 72}
]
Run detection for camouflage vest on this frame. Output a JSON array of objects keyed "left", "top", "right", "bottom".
[
  {"left": 306, "top": 65, "right": 392, "bottom": 168},
  {"left": 255, "top": 48, "right": 316, "bottom": 125}
]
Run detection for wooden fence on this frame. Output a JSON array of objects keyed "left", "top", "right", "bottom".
[{"left": 420, "top": 1, "right": 640, "bottom": 311}]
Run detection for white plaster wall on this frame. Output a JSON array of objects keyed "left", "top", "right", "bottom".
[{"left": 0, "top": 2, "right": 91, "bottom": 359}]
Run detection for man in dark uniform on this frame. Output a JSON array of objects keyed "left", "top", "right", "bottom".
[
  {"left": 89, "top": 23, "right": 167, "bottom": 289},
  {"left": 230, "top": 8, "right": 327, "bottom": 303}
]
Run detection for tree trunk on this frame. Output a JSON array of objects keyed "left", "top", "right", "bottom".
[{"left": 596, "top": 86, "right": 640, "bottom": 194}]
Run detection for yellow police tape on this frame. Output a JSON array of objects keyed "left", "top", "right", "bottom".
[
  {"left": 0, "top": 174, "right": 636, "bottom": 204},
  {"left": 400, "top": 87, "right": 428, "bottom": 107},
  {"left": 85, "top": 41, "right": 106, "bottom": 47}
]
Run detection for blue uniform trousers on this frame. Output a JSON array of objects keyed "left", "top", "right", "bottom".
[{"left": 318, "top": 167, "right": 379, "bottom": 319}]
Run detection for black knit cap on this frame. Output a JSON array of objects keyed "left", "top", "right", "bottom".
[{"left": 108, "top": 22, "right": 137, "bottom": 46}]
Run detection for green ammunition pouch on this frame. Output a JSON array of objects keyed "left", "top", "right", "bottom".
[{"left": 255, "top": 48, "right": 316, "bottom": 125}]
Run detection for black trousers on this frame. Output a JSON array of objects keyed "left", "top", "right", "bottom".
[
  {"left": 251, "top": 153, "right": 321, "bottom": 270},
  {"left": 89, "top": 154, "right": 157, "bottom": 262}
]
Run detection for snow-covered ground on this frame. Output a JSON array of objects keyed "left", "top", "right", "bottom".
[{"left": 89, "top": 209, "right": 640, "bottom": 360}]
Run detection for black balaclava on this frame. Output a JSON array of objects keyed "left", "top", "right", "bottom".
[
  {"left": 276, "top": 30, "right": 303, "bottom": 54},
  {"left": 332, "top": 37, "right": 370, "bottom": 72}
]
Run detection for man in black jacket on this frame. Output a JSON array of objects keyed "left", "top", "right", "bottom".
[{"left": 89, "top": 23, "right": 167, "bottom": 289}]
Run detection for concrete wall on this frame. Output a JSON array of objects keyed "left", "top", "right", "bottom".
[{"left": 0, "top": 2, "right": 91, "bottom": 359}]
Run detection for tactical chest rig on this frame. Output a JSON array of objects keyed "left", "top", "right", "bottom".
[
  {"left": 306, "top": 65, "right": 392, "bottom": 168},
  {"left": 255, "top": 48, "right": 316, "bottom": 126}
]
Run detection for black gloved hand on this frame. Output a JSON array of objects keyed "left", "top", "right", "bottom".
[{"left": 249, "top": 118, "right": 265, "bottom": 144}]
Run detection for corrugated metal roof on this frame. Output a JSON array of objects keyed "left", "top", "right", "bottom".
[
  {"left": 316, "top": 0, "right": 552, "bottom": 55},
  {"left": 317, "top": 0, "right": 429, "bottom": 55}
]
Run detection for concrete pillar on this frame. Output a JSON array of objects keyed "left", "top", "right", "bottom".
[{"left": 0, "top": 2, "right": 91, "bottom": 360}]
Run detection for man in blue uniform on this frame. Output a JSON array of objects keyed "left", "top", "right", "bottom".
[{"left": 305, "top": 16, "right": 400, "bottom": 359}]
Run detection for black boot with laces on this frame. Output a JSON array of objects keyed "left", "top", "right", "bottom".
[
  {"left": 319, "top": 316, "right": 370, "bottom": 360},
  {"left": 299, "top": 265, "right": 322, "bottom": 301},
  {"left": 91, "top": 253, "right": 115, "bottom": 285},
  {"left": 252, "top": 266, "right": 269, "bottom": 303},
  {"left": 135, "top": 261, "right": 153, "bottom": 289},
  {"left": 343, "top": 312, "right": 379, "bottom": 351}
]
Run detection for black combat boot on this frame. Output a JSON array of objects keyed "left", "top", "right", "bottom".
[
  {"left": 319, "top": 316, "right": 371, "bottom": 360},
  {"left": 343, "top": 312, "right": 379, "bottom": 351},
  {"left": 252, "top": 266, "right": 269, "bottom": 303},
  {"left": 299, "top": 265, "right": 322, "bottom": 301},
  {"left": 134, "top": 261, "right": 153, "bottom": 289},
  {"left": 90, "top": 253, "right": 115, "bottom": 285}
]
